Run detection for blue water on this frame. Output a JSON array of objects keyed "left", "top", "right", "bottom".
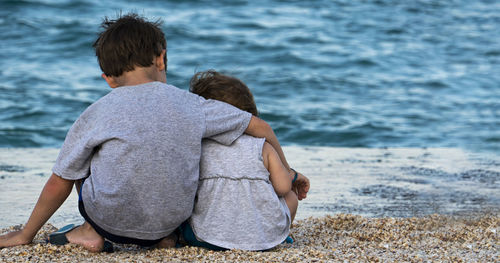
[{"left": 0, "top": 0, "right": 499, "bottom": 153}]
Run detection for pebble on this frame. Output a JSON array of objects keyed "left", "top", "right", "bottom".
[{"left": 1, "top": 213, "right": 498, "bottom": 262}]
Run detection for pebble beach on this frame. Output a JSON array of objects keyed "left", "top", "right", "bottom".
[{"left": 1, "top": 213, "right": 499, "bottom": 262}]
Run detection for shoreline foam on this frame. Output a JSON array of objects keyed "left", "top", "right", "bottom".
[{"left": 2, "top": 147, "right": 499, "bottom": 228}]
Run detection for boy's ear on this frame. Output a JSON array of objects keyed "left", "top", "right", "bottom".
[
  {"left": 102, "top": 73, "right": 119, "bottom": 88},
  {"left": 155, "top": 50, "right": 167, "bottom": 71}
]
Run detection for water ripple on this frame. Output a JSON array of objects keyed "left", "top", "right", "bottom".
[{"left": 0, "top": 0, "right": 498, "bottom": 153}]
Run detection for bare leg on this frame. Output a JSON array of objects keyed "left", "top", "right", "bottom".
[
  {"left": 284, "top": 191, "right": 298, "bottom": 223},
  {"left": 65, "top": 221, "right": 105, "bottom": 252},
  {"left": 68, "top": 181, "right": 106, "bottom": 252},
  {"left": 156, "top": 232, "right": 177, "bottom": 249}
]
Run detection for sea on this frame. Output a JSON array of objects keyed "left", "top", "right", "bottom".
[
  {"left": 0, "top": 0, "right": 499, "bottom": 226},
  {"left": 0, "top": 0, "right": 499, "bottom": 153}
]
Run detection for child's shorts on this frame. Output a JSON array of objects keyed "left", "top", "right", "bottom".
[
  {"left": 78, "top": 179, "right": 167, "bottom": 247},
  {"left": 179, "top": 221, "right": 226, "bottom": 251}
]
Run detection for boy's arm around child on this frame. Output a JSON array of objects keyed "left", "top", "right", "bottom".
[{"left": 246, "top": 116, "right": 310, "bottom": 200}]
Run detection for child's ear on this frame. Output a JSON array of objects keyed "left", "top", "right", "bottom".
[
  {"left": 102, "top": 73, "right": 119, "bottom": 88},
  {"left": 155, "top": 50, "right": 167, "bottom": 71}
]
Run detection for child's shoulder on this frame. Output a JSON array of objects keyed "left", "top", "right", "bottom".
[
  {"left": 203, "top": 135, "right": 265, "bottom": 158},
  {"left": 237, "top": 134, "right": 266, "bottom": 145}
]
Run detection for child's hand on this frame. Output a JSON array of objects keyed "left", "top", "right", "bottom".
[
  {"left": 0, "top": 230, "right": 32, "bottom": 248},
  {"left": 292, "top": 172, "right": 310, "bottom": 200}
]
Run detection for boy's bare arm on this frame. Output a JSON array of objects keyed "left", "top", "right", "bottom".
[
  {"left": 0, "top": 173, "right": 74, "bottom": 248},
  {"left": 246, "top": 116, "right": 310, "bottom": 200},
  {"left": 245, "top": 116, "right": 290, "bottom": 169},
  {"left": 292, "top": 173, "right": 310, "bottom": 200},
  {"left": 246, "top": 116, "right": 310, "bottom": 199}
]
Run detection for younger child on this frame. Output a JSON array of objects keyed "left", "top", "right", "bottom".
[{"left": 183, "top": 70, "right": 310, "bottom": 251}]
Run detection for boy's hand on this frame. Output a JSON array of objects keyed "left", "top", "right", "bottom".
[
  {"left": 0, "top": 230, "right": 32, "bottom": 248},
  {"left": 292, "top": 172, "right": 310, "bottom": 200}
]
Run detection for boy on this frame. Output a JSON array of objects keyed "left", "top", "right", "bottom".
[{"left": 0, "top": 13, "right": 308, "bottom": 252}]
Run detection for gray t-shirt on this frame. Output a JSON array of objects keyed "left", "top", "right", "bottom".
[
  {"left": 52, "top": 81, "right": 251, "bottom": 240},
  {"left": 190, "top": 135, "right": 291, "bottom": 251}
]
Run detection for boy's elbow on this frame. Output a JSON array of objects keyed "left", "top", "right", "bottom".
[{"left": 45, "top": 173, "right": 74, "bottom": 194}]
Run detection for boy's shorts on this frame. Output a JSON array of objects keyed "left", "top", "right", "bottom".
[{"left": 78, "top": 180, "right": 166, "bottom": 247}]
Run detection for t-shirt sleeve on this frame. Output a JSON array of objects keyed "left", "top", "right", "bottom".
[
  {"left": 52, "top": 113, "right": 96, "bottom": 180},
  {"left": 201, "top": 98, "right": 252, "bottom": 145}
]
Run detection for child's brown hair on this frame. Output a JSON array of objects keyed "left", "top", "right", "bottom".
[
  {"left": 93, "top": 13, "right": 167, "bottom": 77},
  {"left": 190, "top": 70, "right": 258, "bottom": 116}
]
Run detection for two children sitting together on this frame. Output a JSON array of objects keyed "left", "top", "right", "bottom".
[{"left": 0, "top": 13, "right": 309, "bottom": 252}]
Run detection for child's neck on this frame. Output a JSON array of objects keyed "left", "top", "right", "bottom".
[{"left": 105, "top": 66, "right": 167, "bottom": 89}]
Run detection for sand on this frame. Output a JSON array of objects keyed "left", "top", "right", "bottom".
[{"left": 1, "top": 213, "right": 498, "bottom": 262}]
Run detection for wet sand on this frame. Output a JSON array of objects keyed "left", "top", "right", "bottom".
[
  {"left": 1, "top": 213, "right": 499, "bottom": 262},
  {"left": 1, "top": 147, "right": 499, "bottom": 228}
]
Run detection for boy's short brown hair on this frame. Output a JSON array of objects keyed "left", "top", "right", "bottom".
[
  {"left": 190, "top": 70, "right": 258, "bottom": 116},
  {"left": 93, "top": 13, "right": 167, "bottom": 77}
]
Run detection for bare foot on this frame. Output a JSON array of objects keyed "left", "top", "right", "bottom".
[
  {"left": 156, "top": 232, "right": 177, "bottom": 249},
  {"left": 0, "top": 230, "right": 32, "bottom": 248},
  {"left": 65, "top": 221, "right": 105, "bottom": 252}
]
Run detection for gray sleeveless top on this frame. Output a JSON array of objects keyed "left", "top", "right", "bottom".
[{"left": 189, "top": 135, "right": 291, "bottom": 250}]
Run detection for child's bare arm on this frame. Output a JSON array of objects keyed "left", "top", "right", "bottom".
[
  {"left": 247, "top": 116, "right": 310, "bottom": 200},
  {"left": 245, "top": 116, "right": 290, "bottom": 169},
  {"left": 0, "top": 173, "right": 74, "bottom": 248},
  {"left": 262, "top": 142, "right": 293, "bottom": 196}
]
